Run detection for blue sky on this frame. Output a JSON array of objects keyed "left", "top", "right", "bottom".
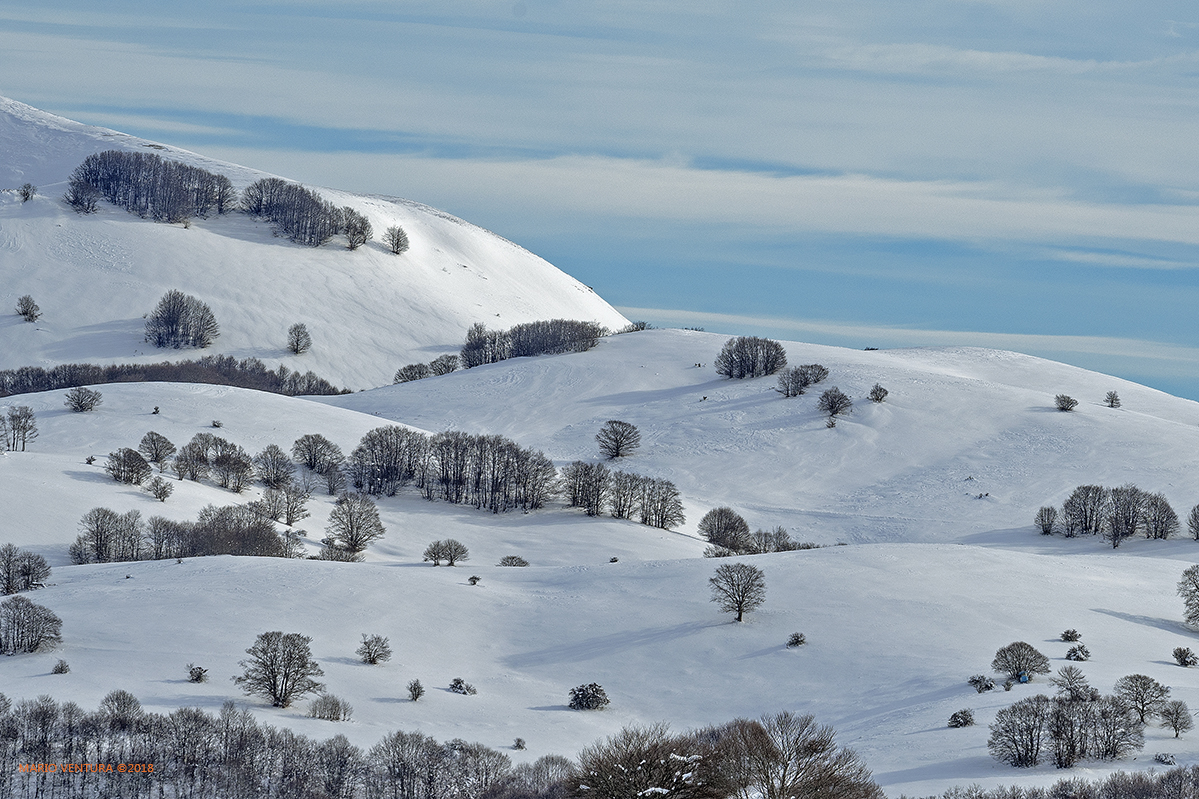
[{"left": 4, "top": 1, "right": 1199, "bottom": 398}]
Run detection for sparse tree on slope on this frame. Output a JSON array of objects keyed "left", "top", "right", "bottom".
[
  {"left": 384, "top": 224, "right": 409, "bottom": 255},
  {"left": 991, "top": 641, "right": 1050, "bottom": 679},
  {"left": 709, "top": 562, "right": 765, "bottom": 622},
  {"left": 234, "top": 631, "right": 324, "bottom": 707},
  {"left": 326, "top": 493, "right": 386, "bottom": 553},
  {"left": 1113, "top": 674, "right": 1170, "bottom": 725},
  {"left": 15, "top": 295, "right": 40, "bottom": 322},
  {"left": 287, "top": 323, "right": 312, "bottom": 354},
  {"left": 596, "top": 420, "right": 641, "bottom": 459}
]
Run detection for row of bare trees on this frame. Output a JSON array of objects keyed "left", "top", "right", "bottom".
[
  {"left": 65, "top": 150, "right": 236, "bottom": 221},
  {"left": 0, "top": 694, "right": 881, "bottom": 799},
  {"left": 460, "top": 320, "right": 607, "bottom": 369},
  {"left": 0, "top": 357, "right": 346, "bottom": 399},
  {"left": 1036, "top": 484, "right": 1196, "bottom": 547},
  {"left": 560, "top": 462, "right": 685, "bottom": 529}
]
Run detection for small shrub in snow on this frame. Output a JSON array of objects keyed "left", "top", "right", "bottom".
[
  {"left": 1003, "top": 680, "right": 1014, "bottom": 691},
  {"left": 1065, "top": 645, "right": 1090, "bottom": 662},
  {"left": 449, "top": 677, "right": 477, "bottom": 695},
  {"left": 787, "top": 632, "right": 806, "bottom": 647},
  {"left": 513, "top": 738, "right": 526, "bottom": 750},
  {"left": 609, "top": 557, "right": 619, "bottom": 563},
  {"left": 384, "top": 224, "right": 409, "bottom": 255},
  {"left": 18, "top": 183, "right": 36, "bottom": 202},
  {"left": 1060, "top": 629, "right": 1081, "bottom": 642},
  {"left": 947, "top": 709, "right": 974, "bottom": 728},
  {"left": 211, "top": 420, "right": 222, "bottom": 428},
  {"left": 85, "top": 455, "right": 95, "bottom": 465},
  {"left": 1174, "top": 646, "right": 1197, "bottom": 667},
  {"left": 1104, "top": 391, "right": 1121, "bottom": 408},
  {"left": 569, "top": 683, "right": 610, "bottom": 710},
  {"left": 868, "top": 383, "right": 888, "bottom": 403},
  {"left": 356, "top": 633, "right": 392, "bottom": 665},
  {"left": 15, "top": 295, "right": 40, "bottom": 322},
  {"left": 148, "top": 477, "right": 174, "bottom": 502},
  {"left": 498, "top": 555, "right": 529, "bottom": 567},
  {"left": 52, "top": 659, "right": 70, "bottom": 674},
  {"left": 64, "top": 386, "right": 103, "bottom": 412},
  {"left": 1156, "top": 752, "right": 1178, "bottom": 766},
  {"left": 817, "top": 387, "right": 853, "bottom": 419},
  {"left": 407, "top": 679, "right": 425, "bottom": 702},
  {"left": 187, "top": 663, "right": 208, "bottom": 683},
  {"left": 968, "top": 674, "right": 995, "bottom": 693},
  {"left": 468, "top": 575, "right": 481, "bottom": 585},
  {"left": 1054, "top": 394, "right": 1078, "bottom": 411},
  {"left": 308, "top": 693, "right": 353, "bottom": 721}
]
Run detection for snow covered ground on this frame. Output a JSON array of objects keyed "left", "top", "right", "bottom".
[
  {"left": 4, "top": 98, "right": 1199, "bottom": 796},
  {"left": 0, "top": 96, "right": 628, "bottom": 391}
]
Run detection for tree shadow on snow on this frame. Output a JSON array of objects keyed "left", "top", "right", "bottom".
[
  {"left": 1092, "top": 608, "right": 1188, "bottom": 635},
  {"left": 527, "top": 705, "right": 572, "bottom": 712}
]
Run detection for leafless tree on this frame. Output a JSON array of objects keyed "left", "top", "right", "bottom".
[
  {"left": 212, "top": 442, "right": 254, "bottom": 492},
  {"left": 698, "top": 507, "right": 752, "bottom": 552},
  {"left": 1113, "top": 673, "right": 1170, "bottom": 724},
  {"left": 596, "top": 420, "right": 641, "bottom": 459},
  {"left": 234, "top": 631, "right": 324, "bottom": 707},
  {"left": 18, "top": 183, "right": 36, "bottom": 202},
  {"left": 429, "top": 354, "right": 459, "bottom": 375},
  {"left": 254, "top": 444, "right": 295, "bottom": 489},
  {"left": 1179, "top": 564, "right": 1199, "bottom": 626},
  {"left": 868, "top": 383, "right": 888, "bottom": 403},
  {"left": 343, "top": 207, "right": 373, "bottom": 250},
  {"left": 287, "top": 323, "right": 312, "bottom": 354},
  {"left": 715, "top": 336, "right": 788, "bottom": 379},
  {"left": 1104, "top": 391, "right": 1121, "bottom": 408},
  {"left": 394, "top": 363, "right": 432, "bottom": 383},
  {"left": 1106, "top": 484, "right": 1147, "bottom": 548},
  {"left": 356, "top": 633, "right": 392, "bottom": 665},
  {"left": 145, "top": 289, "right": 219, "bottom": 349},
  {"left": 0, "top": 595, "right": 62, "bottom": 654},
  {"left": 1034, "top": 506, "right": 1057, "bottom": 535},
  {"left": 1190, "top": 504, "right": 1199, "bottom": 541},
  {"left": 1160, "top": 700, "right": 1194, "bottom": 738},
  {"left": 1061, "top": 485, "right": 1109, "bottom": 537},
  {"left": 1143, "top": 492, "right": 1179, "bottom": 539},
  {"left": 15, "top": 295, "right": 40, "bottom": 322},
  {"left": 775, "top": 367, "right": 810, "bottom": 398},
  {"left": 147, "top": 476, "right": 174, "bottom": 502},
  {"left": 383, "top": 224, "right": 410, "bottom": 255},
  {"left": 138, "top": 431, "right": 176, "bottom": 469},
  {"left": 1055, "top": 394, "right": 1079, "bottom": 411},
  {"left": 106, "top": 448, "right": 152, "bottom": 485},
  {"left": 571, "top": 722, "right": 732, "bottom": 799},
  {"left": 327, "top": 493, "right": 386, "bottom": 553},
  {"left": 5, "top": 405, "right": 37, "bottom": 451},
  {"left": 987, "top": 694, "right": 1051, "bottom": 767},
  {"left": 64, "top": 386, "right": 102, "bottom": 412},
  {"left": 709, "top": 562, "right": 766, "bottom": 622},
  {"left": 991, "top": 641, "right": 1050, "bottom": 679},
  {"left": 817, "top": 387, "right": 853, "bottom": 420}
]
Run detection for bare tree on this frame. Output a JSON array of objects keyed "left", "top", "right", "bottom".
[
  {"left": 64, "top": 386, "right": 103, "bottom": 412},
  {"left": 1104, "top": 391, "right": 1121, "bottom": 408},
  {"left": 867, "top": 383, "right": 888, "bottom": 403},
  {"left": 145, "top": 290, "right": 220, "bottom": 349},
  {"left": 429, "top": 354, "right": 459, "bottom": 375},
  {"left": 326, "top": 493, "right": 386, "bottom": 553},
  {"left": 1034, "top": 506, "right": 1057, "bottom": 535},
  {"left": 5, "top": 406, "right": 37, "bottom": 451},
  {"left": 1113, "top": 674, "right": 1170, "bottom": 724},
  {"left": 572, "top": 722, "right": 733, "bottom": 799},
  {"left": 716, "top": 336, "right": 788, "bottom": 379},
  {"left": 698, "top": 507, "right": 752, "bottom": 552},
  {"left": 709, "top": 562, "right": 766, "bottom": 622},
  {"left": 1190, "top": 504, "right": 1199, "bottom": 541},
  {"left": 442, "top": 539, "right": 469, "bottom": 566},
  {"left": 254, "top": 444, "right": 295, "bottom": 489},
  {"left": 817, "top": 387, "right": 853, "bottom": 420},
  {"left": 234, "top": 631, "right": 324, "bottom": 707},
  {"left": 1055, "top": 394, "right": 1079, "bottom": 411},
  {"left": 343, "top": 207, "right": 373, "bottom": 250},
  {"left": 1106, "top": 484, "right": 1147, "bottom": 548},
  {"left": 1143, "top": 492, "right": 1179, "bottom": 539},
  {"left": 356, "top": 633, "right": 392, "bottom": 665},
  {"left": 383, "top": 224, "right": 409, "bottom": 255},
  {"left": 991, "top": 641, "right": 1050, "bottom": 679},
  {"left": 15, "top": 295, "right": 40, "bottom": 322},
  {"left": 1160, "top": 700, "right": 1194, "bottom": 738},
  {"left": 1061, "top": 485, "right": 1109, "bottom": 537},
  {"left": 0, "top": 595, "right": 62, "bottom": 654},
  {"left": 775, "top": 367, "right": 810, "bottom": 398},
  {"left": 394, "top": 363, "right": 432, "bottom": 383},
  {"left": 1179, "top": 564, "right": 1199, "bottom": 626},
  {"left": 287, "top": 323, "right": 312, "bottom": 354},
  {"left": 138, "top": 431, "right": 176, "bottom": 470},
  {"left": 987, "top": 695, "right": 1051, "bottom": 767},
  {"left": 106, "top": 448, "right": 152, "bottom": 485},
  {"left": 18, "top": 183, "right": 36, "bottom": 202},
  {"left": 596, "top": 420, "right": 641, "bottom": 459}
]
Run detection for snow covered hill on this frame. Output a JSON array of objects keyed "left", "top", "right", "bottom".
[{"left": 0, "top": 97, "right": 628, "bottom": 390}]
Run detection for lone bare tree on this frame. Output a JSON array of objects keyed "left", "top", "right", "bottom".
[
  {"left": 709, "top": 562, "right": 766, "bottom": 622},
  {"left": 817, "top": 387, "right": 853, "bottom": 420},
  {"left": 1104, "top": 391, "right": 1121, "bottom": 408},
  {"left": 326, "top": 493, "right": 386, "bottom": 553},
  {"left": 287, "top": 323, "right": 312, "bottom": 354},
  {"left": 596, "top": 420, "right": 641, "bottom": 459},
  {"left": 342, "top": 207, "right": 373, "bottom": 250},
  {"left": 384, "top": 225, "right": 410, "bottom": 255},
  {"left": 233, "top": 631, "right": 324, "bottom": 707},
  {"left": 15, "top": 295, "right": 40, "bottom": 322},
  {"left": 1055, "top": 394, "right": 1079, "bottom": 412},
  {"left": 5, "top": 406, "right": 37, "bottom": 451}
]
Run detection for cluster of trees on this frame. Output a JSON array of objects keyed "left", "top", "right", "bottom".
[
  {"left": 65, "top": 150, "right": 236, "bottom": 221},
  {"left": 560, "top": 461, "right": 684, "bottom": 529},
  {"left": 715, "top": 336, "right": 788, "bottom": 379},
  {"left": 242, "top": 177, "right": 345, "bottom": 247},
  {"left": 145, "top": 289, "right": 220, "bottom": 349},
  {"left": 1036, "top": 483, "right": 1194, "bottom": 548},
  {"left": 70, "top": 504, "right": 298, "bottom": 564},
  {"left": 913, "top": 768, "right": 1199, "bottom": 799},
  {"left": 697, "top": 507, "right": 814, "bottom": 557},
  {"left": 460, "top": 319, "right": 607, "bottom": 369},
  {"left": 776, "top": 363, "right": 828, "bottom": 397},
  {"left": 394, "top": 354, "right": 460, "bottom": 384},
  {"left": 1, "top": 405, "right": 37, "bottom": 451},
  {"left": 0, "top": 595, "right": 61, "bottom": 654},
  {"left": 0, "top": 544, "right": 50, "bottom": 594},
  {"left": 0, "top": 685, "right": 881, "bottom": 799},
  {"left": 986, "top": 668, "right": 1183, "bottom": 768},
  {"left": 0, "top": 356, "right": 347, "bottom": 399},
  {"left": 348, "top": 426, "right": 558, "bottom": 513}
]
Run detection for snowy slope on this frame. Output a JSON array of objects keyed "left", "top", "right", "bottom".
[
  {"left": 5, "top": 335, "right": 1199, "bottom": 795},
  {"left": 0, "top": 97, "right": 628, "bottom": 390},
  {"left": 321, "top": 328, "right": 1199, "bottom": 546}
]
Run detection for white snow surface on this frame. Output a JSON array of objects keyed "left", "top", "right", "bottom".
[
  {"left": 0, "top": 96, "right": 628, "bottom": 390},
  {"left": 5, "top": 98, "right": 1199, "bottom": 796},
  {"left": 5, "top": 331, "right": 1199, "bottom": 796}
]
